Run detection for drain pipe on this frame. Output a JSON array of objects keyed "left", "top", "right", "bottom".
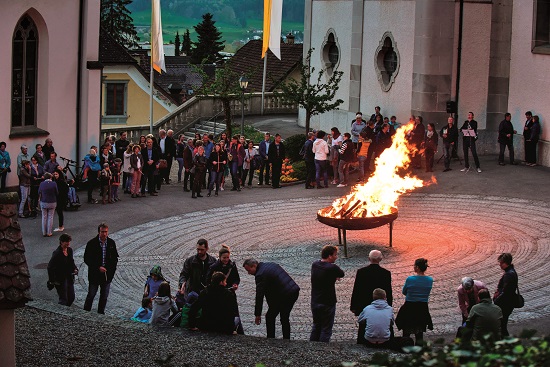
[
  {"left": 454, "top": 0, "right": 464, "bottom": 122},
  {"left": 76, "top": 0, "right": 85, "bottom": 170}
]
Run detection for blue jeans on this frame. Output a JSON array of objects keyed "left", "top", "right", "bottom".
[
  {"left": 208, "top": 170, "right": 222, "bottom": 193},
  {"left": 230, "top": 161, "right": 239, "bottom": 189},
  {"left": 176, "top": 157, "right": 184, "bottom": 181},
  {"left": 84, "top": 282, "right": 111, "bottom": 314},
  {"left": 358, "top": 155, "right": 368, "bottom": 179},
  {"left": 310, "top": 303, "right": 336, "bottom": 342},
  {"left": 315, "top": 159, "right": 328, "bottom": 187},
  {"left": 19, "top": 185, "right": 30, "bottom": 215},
  {"left": 40, "top": 201, "right": 56, "bottom": 235},
  {"left": 55, "top": 278, "right": 75, "bottom": 306}
]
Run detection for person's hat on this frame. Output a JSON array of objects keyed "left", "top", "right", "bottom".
[
  {"left": 149, "top": 265, "right": 165, "bottom": 280},
  {"left": 20, "top": 144, "right": 27, "bottom": 149},
  {"left": 461, "top": 277, "right": 474, "bottom": 290}
]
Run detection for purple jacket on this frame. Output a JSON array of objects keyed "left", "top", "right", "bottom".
[{"left": 38, "top": 179, "right": 58, "bottom": 203}]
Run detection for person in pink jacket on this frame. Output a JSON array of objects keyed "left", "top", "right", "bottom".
[{"left": 457, "top": 277, "right": 487, "bottom": 323}]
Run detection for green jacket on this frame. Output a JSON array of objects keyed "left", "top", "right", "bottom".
[{"left": 466, "top": 298, "right": 503, "bottom": 340}]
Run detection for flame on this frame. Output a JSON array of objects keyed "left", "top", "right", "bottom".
[{"left": 319, "top": 123, "right": 428, "bottom": 218}]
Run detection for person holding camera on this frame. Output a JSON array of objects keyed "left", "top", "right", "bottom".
[{"left": 47, "top": 233, "right": 78, "bottom": 306}]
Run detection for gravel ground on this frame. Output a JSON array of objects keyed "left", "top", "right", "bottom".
[{"left": 15, "top": 304, "right": 393, "bottom": 367}]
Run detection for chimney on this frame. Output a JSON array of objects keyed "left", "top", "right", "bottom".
[{"left": 286, "top": 32, "right": 295, "bottom": 44}]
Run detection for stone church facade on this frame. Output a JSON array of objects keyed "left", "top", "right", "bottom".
[{"left": 302, "top": 0, "right": 549, "bottom": 166}]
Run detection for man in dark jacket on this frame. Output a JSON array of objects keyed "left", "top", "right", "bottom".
[
  {"left": 83, "top": 223, "right": 119, "bottom": 314},
  {"left": 522, "top": 111, "right": 533, "bottom": 163},
  {"left": 183, "top": 138, "right": 194, "bottom": 192},
  {"left": 498, "top": 113, "right": 516, "bottom": 166},
  {"left": 361, "top": 121, "right": 376, "bottom": 172},
  {"left": 310, "top": 245, "right": 344, "bottom": 342},
  {"left": 178, "top": 238, "right": 216, "bottom": 299},
  {"left": 243, "top": 258, "right": 300, "bottom": 339},
  {"left": 337, "top": 133, "right": 354, "bottom": 187},
  {"left": 460, "top": 112, "right": 481, "bottom": 173},
  {"left": 408, "top": 116, "right": 425, "bottom": 169},
  {"left": 304, "top": 132, "right": 315, "bottom": 189},
  {"left": 350, "top": 250, "right": 393, "bottom": 344},
  {"left": 440, "top": 117, "right": 459, "bottom": 172},
  {"left": 141, "top": 138, "right": 160, "bottom": 196},
  {"left": 258, "top": 132, "right": 271, "bottom": 185},
  {"left": 493, "top": 252, "right": 518, "bottom": 337},
  {"left": 268, "top": 134, "right": 285, "bottom": 189},
  {"left": 375, "top": 123, "right": 392, "bottom": 158}
]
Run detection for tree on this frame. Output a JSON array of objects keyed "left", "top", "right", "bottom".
[
  {"left": 101, "top": 0, "right": 140, "bottom": 49},
  {"left": 182, "top": 29, "right": 192, "bottom": 56},
  {"left": 174, "top": 31, "right": 181, "bottom": 56},
  {"left": 191, "top": 13, "right": 224, "bottom": 64},
  {"left": 275, "top": 49, "right": 344, "bottom": 135}
]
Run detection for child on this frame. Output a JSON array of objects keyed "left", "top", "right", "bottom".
[
  {"left": 179, "top": 291, "right": 199, "bottom": 328},
  {"left": 144, "top": 265, "right": 165, "bottom": 299},
  {"left": 131, "top": 297, "right": 153, "bottom": 323},
  {"left": 100, "top": 162, "right": 112, "bottom": 204},
  {"left": 111, "top": 158, "right": 122, "bottom": 202},
  {"left": 150, "top": 281, "right": 179, "bottom": 326}
]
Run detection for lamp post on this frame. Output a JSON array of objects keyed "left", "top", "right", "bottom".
[{"left": 239, "top": 75, "right": 248, "bottom": 136}]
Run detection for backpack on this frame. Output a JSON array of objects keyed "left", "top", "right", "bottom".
[{"left": 299, "top": 143, "right": 307, "bottom": 159}]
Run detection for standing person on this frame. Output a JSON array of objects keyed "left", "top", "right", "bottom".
[
  {"left": 243, "top": 258, "right": 300, "bottom": 339},
  {"left": 165, "top": 129, "right": 176, "bottom": 183},
  {"left": 83, "top": 223, "right": 119, "bottom": 314},
  {"left": 457, "top": 277, "right": 487, "bottom": 323},
  {"left": 175, "top": 134, "right": 186, "bottom": 183},
  {"left": 47, "top": 233, "right": 78, "bottom": 306},
  {"left": 44, "top": 152, "right": 61, "bottom": 174},
  {"left": 312, "top": 130, "right": 329, "bottom": 189},
  {"left": 0, "top": 142, "right": 11, "bottom": 193},
  {"left": 460, "top": 112, "right": 481, "bottom": 173},
  {"left": 52, "top": 171, "right": 68, "bottom": 232},
  {"left": 183, "top": 138, "right": 194, "bottom": 192},
  {"left": 303, "top": 132, "right": 316, "bottom": 189},
  {"left": 18, "top": 160, "right": 31, "bottom": 218},
  {"left": 440, "top": 117, "right": 458, "bottom": 172},
  {"left": 178, "top": 239, "right": 216, "bottom": 299},
  {"left": 129, "top": 145, "right": 143, "bottom": 198},
  {"left": 141, "top": 138, "right": 160, "bottom": 197},
  {"left": 350, "top": 250, "right": 393, "bottom": 344},
  {"left": 351, "top": 113, "right": 366, "bottom": 150},
  {"left": 268, "top": 133, "right": 285, "bottom": 189},
  {"left": 361, "top": 120, "right": 377, "bottom": 172},
  {"left": 158, "top": 129, "right": 170, "bottom": 185},
  {"left": 33, "top": 144, "right": 46, "bottom": 167},
  {"left": 242, "top": 140, "right": 258, "bottom": 188},
  {"left": 207, "top": 143, "right": 227, "bottom": 197},
  {"left": 329, "top": 127, "right": 343, "bottom": 184},
  {"left": 337, "top": 133, "right": 354, "bottom": 188},
  {"left": 110, "top": 159, "right": 122, "bottom": 202},
  {"left": 228, "top": 136, "right": 244, "bottom": 191},
  {"left": 191, "top": 145, "right": 207, "bottom": 198},
  {"left": 29, "top": 156, "right": 44, "bottom": 217},
  {"left": 424, "top": 123, "right": 438, "bottom": 172},
  {"left": 525, "top": 115, "right": 541, "bottom": 166},
  {"left": 258, "top": 132, "right": 271, "bottom": 186},
  {"left": 493, "top": 253, "right": 519, "bottom": 337},
  {"left": 498, "top": 113, "right": 517, "bottom": 166},
  {"left": 395, "top": 258, "right": 433, "bottom": 345},
  {"left": 310, "top": 245, "right": 344, "bottom": 343},
  {"left": 522, "top": 111, "right": 533, "bottom": 163},
  {"left": 370, "top": 106, "right": 382, "bottom": 122},
  {"left": 122, "top": 144, "right": 134, "bottom": 194},
  {"left": 42, "top": 138, "right": 55, "bottom": 160},
  {"left": 38, "top": 172, "right": 58, "bottom": 237},
  {"left": 407, "top": 116, "right": 425, "bottom": 169},
  {"left": 100, "top": 163, "right": 112, "bottom": 204},
  {"left": 84, "top": 148, "right": 101, "bottom": 204},
  {"left": 16, "top": 144, "right": 30, "bottom": 176},
  {"left": 356, "top": 134, "right": 371, "bottom": 182},
  {"left": 374, "top": 123, "right": 392, "bottom": 160},
  {"left": 115, "top": 131, "right": 129, "bottom": 161}
]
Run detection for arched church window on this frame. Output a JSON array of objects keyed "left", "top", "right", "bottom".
[
  {"left": 321, "top": 30, "right": 340, "bottom": 75},
  {"left": 375, "top": 32, "right": 400, "bottom": 92},
  {"left": 12, "top": 15, "right": 38, "bottom": 128}
]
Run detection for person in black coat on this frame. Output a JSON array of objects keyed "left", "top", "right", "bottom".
[
  {"left": 83, "top": 223, "right": 119, "bottom": 314},
  {"left": 350, "top": 250, "right": 393, "bottom": 344},
  {"left": 498, "top": 113, "right": 517, "bottom": 165},
  {"left": 304, "top": 132, "right": 315, "bottom": 189},
  {"left": 522, "top": 111, "right": 533, "bottom": 163},
  {"left": 53, "top": 171, "right": 69, "bottom": 232},
  {"left": 243, "top": 259, "right": 300, "bottom": 339},
  {"left": 361, "top": 121, "right": 377, "bottom": 172},
  {"left": 47, "top": 233, "right": 78, "bottom": 306},
  {"left": 191, "top": 146, "right": 207, "bottom": 198},
  {"left": 424, "top": 123, "right": 439, "bottom": 172},
  {"left": 189, "top": 272, "right": 239, "bottom": 335},
  {"left": 493, "top": 253, "right": 519, "bottom": 337},
  {"left": 375, "top": 124, "right": 392, "bottom": 159},
  {"left": 408, "top": 116, "right": 426, "bottom": 169},
  {"left": 460, "top": 112, "right": 481, "bottom": 172},
  {"left": 268, "top": 134, "right": 285, "bottom": 189},
  {"left": 525, "top": 115, "right": 541, "bottom": 166},
  {"left": 141, "top": 138, "right": 160, "bottom": 196},
  {"left": 440, "top": 117, "right": 459, "bottom": 172}
]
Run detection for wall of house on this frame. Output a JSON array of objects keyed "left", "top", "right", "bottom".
[
  {"left": 0, "top": 0, "right": 101, "bottom": 188},
  {"left": 508, "top": 0, "right": 550, "bottom": 166},
  {"left": 102, "top": 68, "right": 175, "bottom": 128}
]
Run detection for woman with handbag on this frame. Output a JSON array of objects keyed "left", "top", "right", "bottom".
[
  {"left": 242, "top": 140, "right": 258, "bottom": 188},
  {"left": 207, "top": 143, "right": 227, "bottom": 197},
  {"left": 493, "top": 252, "right": 519, "bottom": 337},
  {"left": 191, "top": 146, "right": 207, "bottom": 198}
]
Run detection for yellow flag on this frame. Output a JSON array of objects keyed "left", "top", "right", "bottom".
[
  {"left": 151, "top": 0, "right": 166, "bottom": 73},
  {"left": 262, "top": 0, "right": 283, "bottom": 59}
]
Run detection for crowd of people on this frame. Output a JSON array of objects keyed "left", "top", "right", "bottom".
[{"left": 46, "top": 226, "right": 523, "bottom": 349}]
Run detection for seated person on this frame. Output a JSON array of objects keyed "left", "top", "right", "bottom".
[
  {"left": 188, "top": 271, "right": 239, "bottom": 335},
  {"left": 179, "top": 291, "right": 199, "bottom": 328},
  {"left": 150, "top": 281, "right": 179, "bottom": 326},
  {"left": 144, "top": 265, "right": 165, "bottom": 299},
  {"left": 464, "top": 289, "right": 503, "bottom": 341},
  {"left": 358, "top": 288, "right": 412, "bottom": 351},
  {"left": 131, "top": 297, "right": 153, "bottom": 323}
]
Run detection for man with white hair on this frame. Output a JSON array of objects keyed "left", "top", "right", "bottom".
[
  {"left": 457, "top": 277, "right": 487, "bottom": 323},
  {"left": 350, "top": 249, "right": 393, "bottom": 344}
]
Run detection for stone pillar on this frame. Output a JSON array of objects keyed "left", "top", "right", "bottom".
[
  {"left": 348, "top": 0, "right": 364, "bottom": 113},
  {"left": 411, "top": 0, "right": 456, "bottom": 128}
]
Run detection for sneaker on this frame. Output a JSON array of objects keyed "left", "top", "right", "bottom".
[
  {"left": 337, "top": 183, "right": 347, "bottom": 188},
  {"left": 53, "top": 227, "right": 64, "bottom": 232},
  {"left": 460, "top": 167, "right": 470, "bottom": 172},
  {"left": 498, "top": 162, "right": 505, "bottom": 166},
  {"left": 331, "top": 180, "right": 338, "bottom": 185},
  {"left": 220, "top": 186, "right": 224, "bottom": 191},
  {"left": 477, "top": 168, "right": 482, "bottom": 173}
]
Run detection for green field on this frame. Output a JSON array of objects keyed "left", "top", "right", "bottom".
[{"left": 131, "top": 10, "right": 304, "bottom": 52}]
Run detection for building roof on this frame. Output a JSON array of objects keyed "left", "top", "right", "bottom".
[
  {"left": 0, "top": 193, "right": 32, "bottom": 310},
  {"left": 228, "top": 40, "right": 303, "bottom": 92},
  {"left": 99, "top": 29, "right": 138, "bottom": 65}
]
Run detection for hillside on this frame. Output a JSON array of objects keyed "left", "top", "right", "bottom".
[{"left": 128, "top": 0, "right": 305, "bottom": 52}]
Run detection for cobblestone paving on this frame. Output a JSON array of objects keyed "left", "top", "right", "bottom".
[{"left": 72, "top": 193, "right": 550, "bottom": 341}]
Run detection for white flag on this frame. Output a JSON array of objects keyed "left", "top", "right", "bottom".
[
  {"left": 262, "top": 0, "right": 283, "bottom": 60},
  {"left": 151, "top": 0, "right": 165, "bottom": 73}
]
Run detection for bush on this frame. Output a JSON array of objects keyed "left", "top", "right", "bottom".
[
  {"left": 284, "top": 134, "right": 307, "bottom": 162},
  {"left": 289, "top": 160, "right": 307, "bottom": 180}
]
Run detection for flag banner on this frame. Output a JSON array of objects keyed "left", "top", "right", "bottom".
[
  {"left": 151, "top": 0, "right": 166, "bottom": 73},
  {"left": 262, "top": 0, "right": 283, "bottom": 60}
]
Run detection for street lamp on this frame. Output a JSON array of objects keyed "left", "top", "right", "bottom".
[{"left": 239, "top": 75, "right": 248, "bottom": 136}]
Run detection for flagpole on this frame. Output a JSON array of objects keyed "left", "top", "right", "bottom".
[
  {"left": 261, "top": 55, "right": 267, "bottom": 115},
  {"left": 149, "top": 0, "right": 154, "bottom": 134}
]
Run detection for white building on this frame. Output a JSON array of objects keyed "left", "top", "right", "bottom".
[
  {"left": 0, "top": 0, "right": 102, "bottom": 188},
  {"left": 303, "top": 0, "right": 549, "bottom": 166}
]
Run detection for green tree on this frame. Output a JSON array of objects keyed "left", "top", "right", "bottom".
[
  {"left": 191, "top": 13, "right": 224, "bottom": 64},
  {"left": 174, "top": 31, "right": 181, "bottom": 56},
  {"left": 182, "top": 29, "right": 192, "bottom": 56},
  {"left": 101, "top": 0, "right": 140, "bottom": 49},
  {"left": 275, "top": 49, "right": 344, "bottom": 135}
]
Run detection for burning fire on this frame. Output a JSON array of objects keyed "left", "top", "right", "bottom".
[{"left": 319, "top": 123, "right": 429, "bottom": 218}]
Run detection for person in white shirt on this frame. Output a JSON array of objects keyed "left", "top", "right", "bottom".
[{"left": 311, "top": 130, "right": 330, "bottom": 189}]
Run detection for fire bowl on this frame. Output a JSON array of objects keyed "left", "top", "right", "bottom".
[{"left": 317, "top": 207, "right": 398, "bottom": 230}]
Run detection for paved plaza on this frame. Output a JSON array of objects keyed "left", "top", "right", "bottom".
[{"left": 19, "top": 145, "right": 550, "bottom": 341}]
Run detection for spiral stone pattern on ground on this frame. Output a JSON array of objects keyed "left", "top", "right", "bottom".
[{"left": 72, "top": 194, "right": 550, "bottom": 341}]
